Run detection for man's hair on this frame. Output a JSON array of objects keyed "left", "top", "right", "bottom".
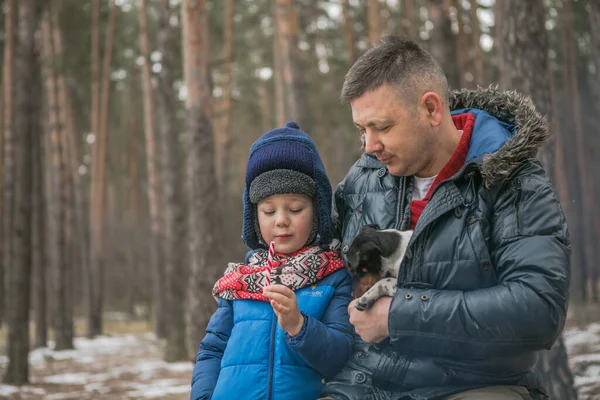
[{"left": 341, "top": 35, "right": 448, "bottom": 107}]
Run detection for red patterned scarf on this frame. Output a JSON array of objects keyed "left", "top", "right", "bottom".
[{"left": 212, "top": 240, "right": 344, "bottom": 301}]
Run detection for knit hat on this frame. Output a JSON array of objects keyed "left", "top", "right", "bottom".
[{"left": 242, "top": 121, "right": 333, "bottom": 250}]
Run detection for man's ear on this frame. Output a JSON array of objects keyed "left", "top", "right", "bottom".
[{"left": 421, "top": 92, "right": 443, "bottom": 128}]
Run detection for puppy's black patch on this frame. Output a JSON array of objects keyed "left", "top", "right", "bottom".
[{"left": 345, "top": 224, "right": 401, "bottom": 278}]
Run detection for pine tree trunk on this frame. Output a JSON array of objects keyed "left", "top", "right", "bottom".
[
  {"left": 588, "top": 0, "right": 600, "bottom": 303},
  {"left": 53, "top": 8, "right": 89, "bottom": 315},
  {"left": 138, "top": 0, "right": 167, "bottom": 339},
  {"left": 468, "top": 0, "right": 484, "bottom": 86},
  {"left": 3, "top": 0, "right": 36, "bottom": 384},
  {"left": 32, "top": 102, "right": 47, "bottom": 348},
  {"left": 451, "top": 0, "right": 469, "bottom": 88},
  {"left": 181, "top": 0, "right": 223, "bottom": 358},
  {"left": 274, "top": 0, "right": 311, "bottom": 132},
  {"left": 273, "top": 5, "right": 286, "bottom": 127},
  {"left": 341, "top": 0, "right": 356, "bottom": 66},
  {"left": 1, "top": 0, "right": 16, "bottom": 330},
  {"left": 563, "top": 0, "right": 594, "bottom": 303},
  {"left": 426, "top": 0, "right": 460, "bottom": 88},
  {"left": 366, "top": 0, "right": 381, "bottom": 45},
  {"left": 157, "top": 0, "right": 188, "bottom": 361},
  {"left": 126, "top": 66, "right": 141, "bottom": 318},
  {"left": 496, "top": 1, "right": 577, "bottom": 398},
  {"left": 403, "top": 0, "right": 418, "bottom": 42},
  {"left": 42, "top": 8, "right": 72, "bottom": 351},
  {"left": 216, "top": 0, "right": 234, "bottom": 197}
]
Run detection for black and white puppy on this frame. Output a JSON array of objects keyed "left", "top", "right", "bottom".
[{"left": 345, "top": 224, "right": 413, "bottom": 311}]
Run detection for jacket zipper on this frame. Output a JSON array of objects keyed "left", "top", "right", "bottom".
[
  {"left": 396, "top": 176, "right": 406, "bottom": 230},
  {"left": 267, "top": 314, "right": 276, "bottom": 400}
]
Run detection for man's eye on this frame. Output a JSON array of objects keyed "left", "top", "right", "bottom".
[{"left": 377, "top": 126, "right": 391, "bottom": 132}]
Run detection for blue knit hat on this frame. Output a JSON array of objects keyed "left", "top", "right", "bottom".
[{"left": 242, "top": 121, "right": 333, "bottom": 250}]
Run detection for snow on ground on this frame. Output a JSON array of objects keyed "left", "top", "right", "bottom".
[
  {"left": 564, "top": 322, "right": 600, "bottom": 399},
  {"left": 0, "top": 322, "right": 599, "bottom": 399},
  {"left": 0, "top": 333, "right": 193, "bottom": 399}
]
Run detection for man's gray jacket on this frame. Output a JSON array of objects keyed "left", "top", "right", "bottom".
[{"left": 320, "top": 87, "right": 571, "bottom": 400}]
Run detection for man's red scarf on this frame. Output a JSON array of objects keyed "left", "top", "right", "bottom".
[
  {"left": 410, "top": 113, "right": 475, "bottom": 229},
  {"left": 212, "top": 241, "right": 345, "bottom": 301}
]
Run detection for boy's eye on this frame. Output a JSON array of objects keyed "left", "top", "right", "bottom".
[
  {"left": 290, "top": 208, "right": 303, "bottom": 213},
  {"left": 262, "top": 210, "right": 275, "bottom": 215}
]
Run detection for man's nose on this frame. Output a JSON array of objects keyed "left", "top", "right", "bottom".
[{"left": 364, "top": 131, "right": 383, "bottom": 154}]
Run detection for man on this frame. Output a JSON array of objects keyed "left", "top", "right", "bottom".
[{"left": 319, "top": 36, "right": 570, "bottom": 400}]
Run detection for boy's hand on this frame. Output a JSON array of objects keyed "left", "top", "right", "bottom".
[{"left": 263, "top": 284, "right": 304, "bottom": 336}]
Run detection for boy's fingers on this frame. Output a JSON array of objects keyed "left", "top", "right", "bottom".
[
  {"left": 264, "top": 291, "right": 290, "bottom": 305},
  {"left": 264, "top": 284, "right": 294, "bottom": 297}
]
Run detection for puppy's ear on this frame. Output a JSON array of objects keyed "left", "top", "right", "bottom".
[{"left": 346, "top": 240, "right": 382, "bottom": 268}]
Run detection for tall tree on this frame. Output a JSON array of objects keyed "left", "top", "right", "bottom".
[
  {"left": 468, "top": 0, "right": 484, "bottom": 86},
  {"left": 341, "top": 0, "right": 356, "bottom": 66},
  {"left": 157, "top": 0, "right": 188, "bottom": 361},
  {"left": 426, "top": 0, "right": 460, "bottom": 88},
  {"left": 274, "top": 0, "right": 311, "bottom": 132},
  {"left": 87, "top": 0, "right": 101, "bottom": 337},
  {"left": 42, "top": 6, "right": 73, "bottom": 351},
  {"left": 53, "top": 6, "right": 89, "bottom": 319},
  {"left": 3, "top": 0, "right": 37, "bottom": 384},
  {"left": 89, "top": 0, "right": 117, "bottom": 337},
  {"left": 181, "top": 0, "right": 224, "bottom": 355},
  {"left": 273, "top": 3, "right": 286, "bottom": 127},
  {"left": 1, "top": 0, "right": 16, "bottom": 328},
  {"left": 366, "top": 0, "right": 381, "bottom": 45},
  {"left": 215, "top": 0, "right": 235, "bottom": 196},
  {"left": 32, "top": 95, "right": 47, "bottom": 349},
  {"left": 588, "top": 0, "right": 600, "bottom": 303},
  {"left": 496, "top": 1, "right": 577, "bottom": 398},
  {"left": 138, "top": 0, "right": 167, "bottom": 339}
]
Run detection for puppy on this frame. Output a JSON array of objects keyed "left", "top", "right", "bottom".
[{"left": 345, "top": 224, "right": 413, "bottom": 311}]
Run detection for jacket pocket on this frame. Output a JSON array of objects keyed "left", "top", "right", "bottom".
[{"left": 466, "top": 216, "right": 497, "bottom": 287}]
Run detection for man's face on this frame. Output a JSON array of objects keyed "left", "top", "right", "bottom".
[{"left": 350, "top": 84, "right": 434, "bottom": 177}]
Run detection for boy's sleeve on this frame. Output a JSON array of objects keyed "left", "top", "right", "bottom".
[
  {"left": 285, "top": 270, "right": 354, "bottom": 379},
  {"left": 190, "top": 299, "right": 233, "bottom": 400}
]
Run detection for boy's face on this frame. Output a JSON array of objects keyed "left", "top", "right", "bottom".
[{"left": 257, "top": 193, "right": 314, "bottom": 254}]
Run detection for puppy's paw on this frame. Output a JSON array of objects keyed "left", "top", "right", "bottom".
[{"left": 355, "top": 296, "right": 373, "bottom": 311}]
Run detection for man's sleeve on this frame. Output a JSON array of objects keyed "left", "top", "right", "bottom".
[{"left": 387, "top": 167, "right": 570, "bottom": 358}]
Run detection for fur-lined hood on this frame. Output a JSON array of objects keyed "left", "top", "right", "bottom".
[{"left": 449, "top": 85, "right": 550, "bottom": 187}]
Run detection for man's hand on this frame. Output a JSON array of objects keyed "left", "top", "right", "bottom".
[
  {"left": 349, "top": 296, "right": 391, "bottom": 343},
  {"left": 263, "top": 284, "right": 304, "bottom": 336}
]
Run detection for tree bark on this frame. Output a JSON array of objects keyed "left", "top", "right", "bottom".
[
  {"left": 53, "top": 7, "right": 89, "bottom": 316},
  {"left": 181, "top": 0, "right": 224, "bottom": 358},
  {"left": 32, "top": 96, "right": 47, "bottom": 349},
  {"left": 157, "top": 0, "right": 188, "bottom": 361},
  {"left": 468, "top": 0, "right": 484, "bottom": 86},
  {"left": 341, "top": 0, "right": 356, "bottom": 66},
  {"left": 496, "top": 1, "right": 578, "bottom": 398},
  {"left": 41, "top": 7, "right": 72, "bottom": 351},
  {"left": 3, "top": 0, "right": 36, "bottom": 384},
  {"left": 1, "top": 0, "right": 16, "bottom": 329},
  {"left": 426, "top": 0, "right": 460, "bottom": 88},
  {"left": 403, "top": 0, "right": 418, "bottom": 42},
  {"left": 273, "top": 4, "right": 286, "bottom": 127},
  {"left": 215, "top": 0, "right": 234, "bottom": 197},
  {"left": 138, "top": 0, "right": 167, "bottom": 339},
  {"left": 588, "top": 0, "right": 600, "bottom": 303},
  {"left": 274, "top": 0, "right": 311, "bottom": 132},
  {"left": 366, "top": 0, "right": 381, "bottom": 46},
  {"left": 563, "top": 0, "right": 595, "bottom": 303}
]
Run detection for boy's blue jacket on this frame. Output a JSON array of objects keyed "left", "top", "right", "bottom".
[{"left": 190, "top": 268, "right": 354, "bottom": 400}]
